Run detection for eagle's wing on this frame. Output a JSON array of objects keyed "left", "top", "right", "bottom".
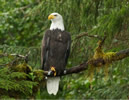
[
  {"left": 41, "top": 30, "right": 50, "bottom": 69},
  {"left": 65, "top": 33, "right": 71, "bottom": 64}
]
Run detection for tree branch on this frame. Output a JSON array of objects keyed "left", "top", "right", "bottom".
[
  {"left": 44, "top": 48, "right": 129, "bottom": 77},
  {"left": 1, "top": 44, "right": 129, "bottom": 77},
  {"left": 0, "top": 51, "right": 30, "bottom": 66}
]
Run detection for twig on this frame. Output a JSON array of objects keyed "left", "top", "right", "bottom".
[
  {"left": 71, "top": 32, "right": 104, "bottom": 56},
  {"left": 0, "top": 51, "right": 31, "bottom": 66},
  {"left": 98, "top": 35, "right": 107, "bottom": 47},
  {"left": 75, "top": 32, "right": 102, "bottom": 40}
]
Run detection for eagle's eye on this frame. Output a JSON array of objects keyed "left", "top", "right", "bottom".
[{"left": 54, "top": 14, "right": 57, "bottom": 16}]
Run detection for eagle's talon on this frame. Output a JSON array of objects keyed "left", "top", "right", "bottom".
[
  {"left": 50, "top": 66, "right": 56, "bottom": 76},
  {"left": 48, "top": 71, "right": 51, "bottom": 75}
]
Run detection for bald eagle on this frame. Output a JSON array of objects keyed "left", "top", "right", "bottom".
[{"left": 41, "top": 13, "right": 71, "bottom": 95}]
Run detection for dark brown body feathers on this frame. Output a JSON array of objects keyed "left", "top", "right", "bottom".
[{"left": 41, "top": 29, "right": 71, "bottom": 75}]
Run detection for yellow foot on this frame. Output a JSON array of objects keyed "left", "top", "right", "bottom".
[{"left": 50, "top": 66, "right": 56, "bottom": 76}]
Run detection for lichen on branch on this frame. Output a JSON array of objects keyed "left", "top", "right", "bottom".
[{"left": 88, "top": 40, "right": 116, "bottom": 80}]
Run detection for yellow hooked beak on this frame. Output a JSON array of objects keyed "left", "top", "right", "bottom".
[{"left": 48, "top": 15, "right": 55, "bottom": 20}]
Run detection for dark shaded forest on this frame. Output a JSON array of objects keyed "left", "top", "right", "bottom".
[{"left": 0, "top": 0, "right": 129, "bottom": 99}]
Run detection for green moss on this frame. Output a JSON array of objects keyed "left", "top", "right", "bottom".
[
  {"left": 88, "top": 40, "right": 117, "bottom": 80},
  {"left": 93, "top": 40, "right": 116, "bottom": 64},
  {"left": 104, "top": 52, "right": 116, "bottom": 63},
  {"left": 12, "top": 63, "right": 32, "bottom": 74},
  {"left": 33, "top": 70, "right": 45, "bottom": 82}
]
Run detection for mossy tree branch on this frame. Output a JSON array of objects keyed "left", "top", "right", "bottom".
[
  {"left": 66, "top": 48, "right": 129, "bottom": 74},
  {"left": 0, "top": 38, "right": 129, "bottom": 99},
  {"left": 1, "top": 39, "right": 129, "bottom": 77},
  {"left": 45, "top": 41, "right": 129, "bottom": 77}
]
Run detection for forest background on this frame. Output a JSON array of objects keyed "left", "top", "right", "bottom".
[{"left": 0, "top": 0, "right": 129, "bottom": 99}]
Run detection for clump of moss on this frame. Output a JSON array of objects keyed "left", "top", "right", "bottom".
[
  {"left": 11, "top": 63, "right": 32, "bottom": 74},
  {"left": 93, "top": 40, "right": 116, "bottom": 62},
  {"left": 88, "top": 40, "right": 116, "bottom": 81},
  {"left": 33, "top": 70, "right": 45, "bottom": 82}
]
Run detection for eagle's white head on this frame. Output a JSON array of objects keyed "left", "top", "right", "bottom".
[{"left": 48, "top": 12, "right": 64, "bottom": 31}]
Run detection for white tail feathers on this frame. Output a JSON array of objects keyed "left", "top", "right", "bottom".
[{"left": 46, "top": 77, "right": 60, "bottom": 95}]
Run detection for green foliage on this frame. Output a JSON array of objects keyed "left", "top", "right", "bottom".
[
  {"left": 0, "top": 51, "right": 45, "bottom": 99},
  {"left": 0, "top": 67, "right": 37, "bottom": 99},
  {"left": 0, "top": 0, "right": 129, "bottom": 99},
  {"left": 0, "top": 45, "right": 41, "bottom": 68}
]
